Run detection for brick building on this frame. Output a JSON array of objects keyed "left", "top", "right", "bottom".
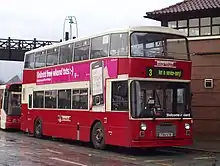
[{"left": 144, "top": 0, "right": 220, "bottom": 140}]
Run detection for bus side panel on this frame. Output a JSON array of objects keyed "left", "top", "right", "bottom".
[
  {"left": 118, "top": 58, "right": 130, "bottom": 75},
  {"left": 20, "top": 104, "right": 28, "bottom": 131},
  {"left": 23, "top": 70, "right": 36, "bottom": 84},
  {"left": 42, "top": 110, "right": 91, "bottom": 142},
  {"left": 25, "top": 108, "right": 91, "bottom": 142},
  {"left": 99, "top": 112, "right": 131, "bottom": 147}
]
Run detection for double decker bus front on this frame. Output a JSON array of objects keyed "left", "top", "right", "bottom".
[
  {"left": 128, "top": 29, "right": 192, "bottom": 147},
  {"left": 0, "top": 83, "right": 22, "bottom": 129}
]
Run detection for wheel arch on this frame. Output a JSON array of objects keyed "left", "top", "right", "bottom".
[{"left": 90, "top": 120, "right": 102, "bottom": 142}]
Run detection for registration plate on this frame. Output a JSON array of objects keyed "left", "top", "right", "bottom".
[{"left": 158, "top": 132, "right": 174, "bottom": 137}]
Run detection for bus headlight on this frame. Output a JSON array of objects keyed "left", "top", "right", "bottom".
[
  {"left": 185, "top": 123, "right": 190, "bottom": 130},
  {"left": 140, "top": 123, "right": 147, "bottom": 131}
]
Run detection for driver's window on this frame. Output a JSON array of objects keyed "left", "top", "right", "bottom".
[
  {"left": 166, "top": 89, "right": 173, "bottom": 113},
  {"left": 177, "top": 88, "right": 185, "bottom": 113}
]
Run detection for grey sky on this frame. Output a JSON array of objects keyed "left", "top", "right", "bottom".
[
  {"left": 0, "top": 0, "right": 182, "bottom": 82},
  {"left": 1, "top": 0, "right": 181, "bottom": 40},
  {"left": 0, "top": 61, "right": 23, "bottom": 83}
]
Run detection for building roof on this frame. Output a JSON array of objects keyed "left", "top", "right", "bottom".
[{"left": 144, "top": 0, "right": 220, "bottom": 21}]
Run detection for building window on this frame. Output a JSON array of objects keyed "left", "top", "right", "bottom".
[
  {"left": 72, "top": 89, "right": 88, "bottom": 109},
  {"left": 178, "top": 20, "right": 187, "bottom": 28},
  {"left": 168, "top": 21, "right": 177, "bottom": 28},
  {"left": 201, "top": 17, "right": 210, "bottom": 26},
  {"left": 204, "top": 79, "right": 213, "bottom": 89},
  {"left": 189, "top": 18, "right": 199, "bottom": 27},
  {"left": 201, "top": 27, "right": 211, "bottom": 36},
  {"left": 168, "top": 17, "right": 220, "bottom": 37},
  {"left": 212, "top": 17, "right": 220, "bottom": 25},
  {"left": 212, "top": 26, "right": 220, "bottom": 35},
  {"left": 58, "top": 89, "right": 71, "bottom": 109},
  {"left": 189, "top": 28, "right": 199, "bottom": 36}
]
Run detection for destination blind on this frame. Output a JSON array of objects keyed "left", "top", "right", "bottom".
[{"left": 146, "top": 67, "right": 183, "bottom": 79}]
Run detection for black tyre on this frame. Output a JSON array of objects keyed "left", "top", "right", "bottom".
[
  {"left": 34, "top": 119, "right": 43, "bottom": 138},
  {"left": 91, "top": 122, "right": 106, "bottom": 149}
]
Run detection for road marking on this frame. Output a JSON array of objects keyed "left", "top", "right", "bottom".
[
  {"left": 117, "top": 156, "right": 137, "bottom": 161},
  {"left": 46, "top": 149, "right": 63, "bottom": 154},
  {"left": 155, "top": 163, "right": 172, "bottom": 166},
  {"left": 144, "top": 159, "right": 173, "bottom": 163},
  {"left": 194, "top": 156, "right": 216, "bottom": 160},
  {"left": 49, "top": 157, "right": 87, "bottom": 166},
  {"left": 89, "top": 151, "right": 100, "bottom": 154}
]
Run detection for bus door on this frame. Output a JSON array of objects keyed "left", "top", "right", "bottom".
[
  {"left": 0, "top": 89, "right": 4, "bottom": 126},
  {"left": 1, "top": 89, "right": 7, "bottom": 129},
  {"left": 21, "top": 88, "right": 33, "bottom": 132},
  {"left": 90, "top": 60, "right": 105, "bottom": 112}
]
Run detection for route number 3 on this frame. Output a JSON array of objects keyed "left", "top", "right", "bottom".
[{"left": 148, "top": 69, "right": 153, "bottom": 77}]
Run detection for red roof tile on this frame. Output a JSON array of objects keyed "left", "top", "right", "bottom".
[{"left": 144, "top": 0, "right": 220, "bottom": 20}]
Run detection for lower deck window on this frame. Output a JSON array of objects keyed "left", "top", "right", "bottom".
[
  {"left": 111, "top": 81, "right": 128, "bottom": 111},
  {"left": 33, "top": 91, "right": 44, "bottom": 108},
  {"left": 58, "top": 89, "right": 71, "bottom": 109},
  {"left": 72, "top": 89, "right": 88, "bottom": 109},
  {"left": 45, "top": 90, "right": 57, "bottom": 108}
]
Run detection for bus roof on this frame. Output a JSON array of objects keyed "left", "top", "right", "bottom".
[
  {"left": 0, "top": 82, "right": 22, "bottom": 90},
  {"left": 25, "top": 26, "right": 186, "bottom": 55}
]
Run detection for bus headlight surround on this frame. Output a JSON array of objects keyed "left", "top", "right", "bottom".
[
  {"left": 140, "top": 123, "right": 147, "bottom": 131},
  {"left": 185, "top": 123, "right": 190, "bottom": 130}
]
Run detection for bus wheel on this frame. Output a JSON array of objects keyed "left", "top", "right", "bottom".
[
  {"left": 91, "top": 122, "right": 106, "bottom": 149},
  {"left": 34, "top": 119, "right": 43, "bottom": 138}
]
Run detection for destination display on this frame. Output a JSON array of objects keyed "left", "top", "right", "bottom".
[{"left": 146, "top": 67, "right": 183, "bottom": 79}]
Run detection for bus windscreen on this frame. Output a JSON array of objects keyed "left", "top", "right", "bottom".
[{"left": 130, "top": 32, "right": 189, "bottom": 60}]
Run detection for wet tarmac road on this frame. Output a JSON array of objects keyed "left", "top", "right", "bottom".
[{"left": 0, "top": 130, "right": 219, "bottom": 166}]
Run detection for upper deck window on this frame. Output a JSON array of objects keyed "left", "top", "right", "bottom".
[
  {"left": 110, "top": 33, "right": 128, "bottom": 56},
  {"left": 35, "top": 51, "right": 46, "bottom": 68},
  {"left": 74, "top": 40, "right": 90, "bottom": 62},
  {"left": 91, "top": 35, "right": 109, "bottom": 59},
  {"left": 46, "top": 48, "right": 59, "bottom": 66},
  {"left": 24, "top": 53, "right": 35, "bottom": 69},
  {"left": 130, "top": 32, "right": 189, "bottom": 60},
  {"left": 59, "top": 44, "right": 73, "bottom": 64}
]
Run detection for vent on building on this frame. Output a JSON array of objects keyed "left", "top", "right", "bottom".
[{"left": 204, "top": 79, "right": 213, "bottom": 89}]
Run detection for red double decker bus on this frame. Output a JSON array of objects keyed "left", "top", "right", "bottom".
[
  {"left": 21, "top": 26, "right": 192, "bottom": 149},
  {"left": 0, "top": 82, "right": 22, "bottom": 129}
]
